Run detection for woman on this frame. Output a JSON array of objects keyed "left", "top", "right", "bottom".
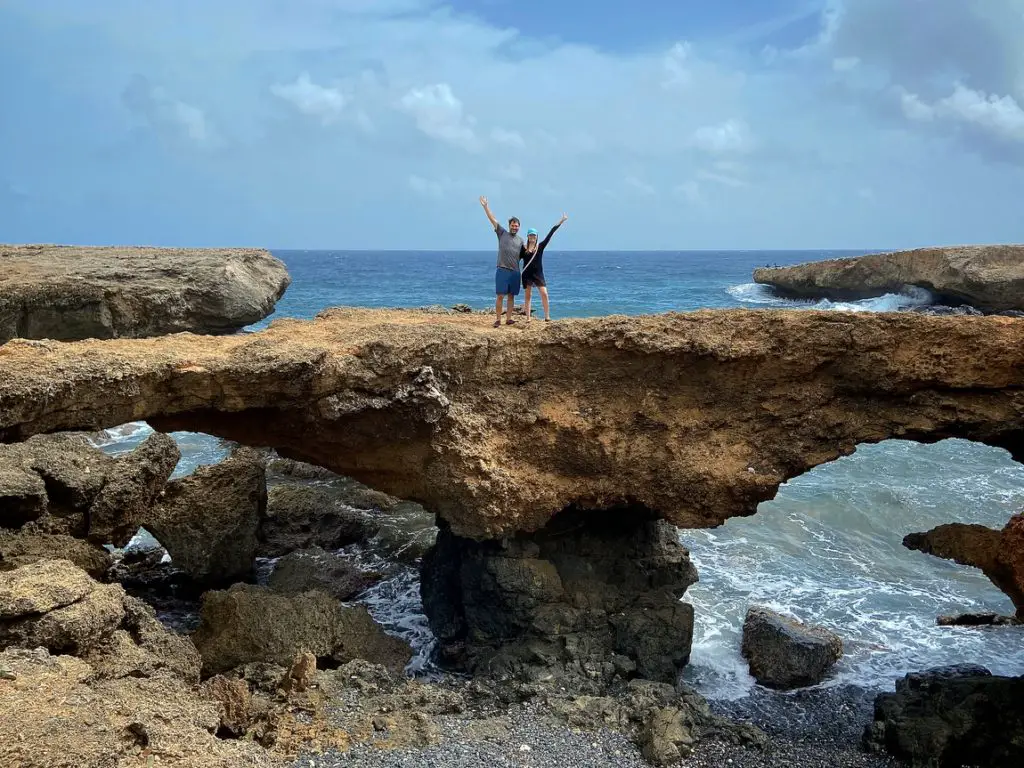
[{"left": 521, "top": 213, "right": 568, "bottom": 322}]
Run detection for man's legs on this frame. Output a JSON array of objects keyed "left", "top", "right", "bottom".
[
  {"left": 539, "top": 286, "right": 550, "bottom": 320},
  {"left": 523, "top": 285, "right": 533, "bottom": 321},
  {"left": 504, "top": 294, "right": 515, "bottom": 324},
  {"left": 494, "top": 295, "right": 503, "bottom": 325}
]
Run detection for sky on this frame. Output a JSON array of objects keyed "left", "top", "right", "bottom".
[{"left": 1, "top": 0, "right": 1023, "bottom": 250}]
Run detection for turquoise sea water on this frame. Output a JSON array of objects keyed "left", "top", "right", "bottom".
[{"left": 96, "top": 249, "right": 1024, "bottom": 698}]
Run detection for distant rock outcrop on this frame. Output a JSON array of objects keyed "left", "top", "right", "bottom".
[
  {"left": 753, "top": 245, "right": 1024, "bottom": 313},
  {"left": 0, "top": 244, "right": 290, "bottom": 342}
]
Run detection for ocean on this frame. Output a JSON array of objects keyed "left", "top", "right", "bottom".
[{"left": 96, "top": 249, "right": 1024, "bottom": 700}]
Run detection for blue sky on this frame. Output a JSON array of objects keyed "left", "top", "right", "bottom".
[{"left": 2, "top": 0, "right": 1023, "bottom": 250}]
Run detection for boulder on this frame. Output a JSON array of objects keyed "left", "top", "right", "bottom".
[
  {"left": 753, "top": 244, "right": 1024, "bottom": 313},
  {"left": 201, "top": 674, "right": 252, "bottom": 737},
  {"left": 259, "top": 483, "right": 376, "bottom": 557},
  {"left": 191, "top": 583, "right": 411, "bottom": 678},
  {"left": 0, "top": 558, "right": 97, "bottom": 617},
  {"left": 268, "top": 547, "right": 378, "bottom": 601},
  {"left": 0, "top": 531, "right": 112, "bottom": 578},
  {"left": 864, "top": 665, "right": 1024, "bottom": 767},
  {"left": 147, "top": 447, "right": 265, "bottom": 586},
  {"left": 741, "top": 606, "right": 842, "bottom": 689},
  {"left": 0, "top": 243, "right": 290, "bottom": 342}
]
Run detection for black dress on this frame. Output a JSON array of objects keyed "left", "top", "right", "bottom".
[{"left": 521, "top": 223, "right": 561, "bottom": 288}]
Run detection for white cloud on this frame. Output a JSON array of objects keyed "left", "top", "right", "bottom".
[
  {"left": 408, "top": 174, "right": 445, "bottom": 199},
  {"left": 271, "top": 73, "right": 347, "bottom": 124},
  {"left": 691, "top": 119, "right": 752, "bottom": 154},
  {"left": 491, "top": 127, "right": 525, "bottom": 148},
  {"left": 121, "top": 75, "right": 215, "bottom": 145},
  {"left": 625, "top": 176, "right": 656, "bottom": 195},
  {"left": 662, "top": 42, "right": 692, "bottom": 88},
  {"left": 898, "top": 83, "right": 1024, "bottom": 143},
  {"left": 832, "top": 56, "right": 859, "bottom": 72},
  {"left": 398, "top": 83, "right": 479, "bottom": 151},
  {"left": 697, "top": 169, "right": 746, "bottom": 187}
]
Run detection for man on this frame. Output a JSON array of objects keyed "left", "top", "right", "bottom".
[{"left": 479, "top": 195, "right": 523, "bottom": 327}]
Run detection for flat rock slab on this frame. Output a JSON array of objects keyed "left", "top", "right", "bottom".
[
  {"left": 0, "top": 243, "right": 290, "bottom": 342},
  {"left": 753, "top": 244, "right": 1024, "bottom": 313}
]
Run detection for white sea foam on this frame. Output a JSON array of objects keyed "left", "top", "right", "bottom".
[{"left": 727, "top": 283, "right": 934, "bottom": 313}]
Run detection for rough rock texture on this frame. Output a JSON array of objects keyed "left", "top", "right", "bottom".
[
  {"left": 147, "top": 446, "right": 266, "bottom": 586},
  {"left": 259, "top": 483, "right": 377, "bottom": 557},
  {"left": 904, "top": 514, "right": 1024, "bottom": 618},
  {"left": 269, "top": 546, "right": 378, "bottom": 600},
  {"left": 741, "top": 606, "right": 843, "bottom": 689},
  {"left": 0, "top": 243, "right": 290, "bottom": 342},
  {"left": 0, "top": 431, "right": 179, "bottom": 544},
  {"left": 192, "top": 583, "right": 412, "bottom": 678},
  {"left": 0, "top": 530, "right": 111, "bottom": 577},
  {"left": 422, "top": 507, "right": 697, "bottom": 688},
  {"left": 753, "top": 244, "right": 1024, "bottom": 312},
  {"left": 0, "top": 648, "right": 277, "bottom": 768},
  {"left": 864, "top": 665, "right": 1024, "bottom": 767},
  {"left": 2, "top": 309, "right": 1023, "bottom": 541}
]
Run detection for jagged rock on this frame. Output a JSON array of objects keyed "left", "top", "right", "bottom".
[
  {"left": 864, "top": 665, "right": 1024, "bottom": 767},
  {"left": 904, "top": 514, "right": 1024, "bottom": 618},
  {"left": 191, "top": 583, "right": 411, "bottom": 678},
  {"left": 259, "top": 484, "right": 377, "bottom": 557},
  {"left": 369, "top": 500, "right": 437, "bottom": 562},
  {"left": 0, "top": 531, "right": 111, "bottom": 578},
  {"left": 87, "top": 431, "right": 180, "bottom": 547},
  {"left": 422, "top": 508, "right": 697, "bottom": 689},
  {"left": 753, "top": 244, "right": 1024, "bottom": 312},
  {"left": 741, "top": 606, "right": 843, "bottom": 689},
  {"left": 268, "top": 547, "right": 378, "bottom": 601},
  {"left": 3, "top": 309, "right": 1023, "bottom": 541},
  {"left": 279, "top": 650, "right": 317, "bottom": 695},
  {"left": 0, "top": 647, "right": 276, "bottom": 768},
  {"left": 202, "top": 675, "right": 252, "bottom": 737},
  {"left": 0, "top": 243, "right": 290, "bottom": 342},
  {"left": 936, "top": 612, "right": 1021, "bottom": 626},
  {"left": 147, "top": 447, "right": 265, "bottom": 586},
  {"left": 0, "top": 558, "right": 96, "bottom": 616}
]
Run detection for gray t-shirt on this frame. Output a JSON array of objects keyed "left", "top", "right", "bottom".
[{"left": 495, "top": 224, "right": 523, "bottom": 271}]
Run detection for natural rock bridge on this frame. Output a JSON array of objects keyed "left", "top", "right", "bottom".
[{"left": 2, "top": 308, "right": 1023, "bottom": 683}]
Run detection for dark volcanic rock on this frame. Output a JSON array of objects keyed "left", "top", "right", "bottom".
[
  {"left": 147, "top": 447, "right": 265, "bottom": 587},
  {"left": 258, "top": 484, "right": 377, "bottom": 557},
  {"left": 0, "top": 243, "right": 290, "bottom": 342},
  {"left": 421, "top": 506, "right": 698, "bottom": 690},
  {"left": 864, "top": 665, "right": 1024, "bottom": 767},
  {"left": 937, "top": 612, "right": 1021, "bottom": 627},
  {"left": 191, "top": 583, "right": 411, "bottom": 678},
  {"left": 741, "top": 606, "right": 843, "bottom": 689}
]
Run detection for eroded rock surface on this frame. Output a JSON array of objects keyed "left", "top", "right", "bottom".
[
  {"left": 904, "top": 514, "right": 1024, "bottom": 618},
  {"left": 741, "top": 606, "right": 843, "bottom": 689},
  {"left": 192, "top": 583, "right": 412, "bottom": 678},
  {"left": 753, "top": 244, "right": 1024, "bottom": 312},
  {"left": 864, "top": 665, "right": 1024, "bottom": 767},
  {"left": 2, "top": 309, "right": 1022, "bottom": 541},
  {"left": 422, "top": 507, "right": 697, "bottom": 689},
  {"left": 0, "top": 243, "right": 290, "bottom": 342}
]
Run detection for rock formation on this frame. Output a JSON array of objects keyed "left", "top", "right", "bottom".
[
  {"left": 752, "top": 244, "right": 1024, "bottom": 313},
  {"left": 422, "top": 507, "right": 697, "bottom": 688},
  {"left": 0, "top": 244, "right": 290, "bottom": 342},
  {"left": 1, "top": 309, "right": 1022, "bottom": 541},
  {"left": 864, "top": 665, "right": 1024, "bottom": 767},
  {"left": 740, "top": 606, "right": 843, "bottom": 689},
  {"left": 904, "top": 514, "right": 1024, "bottom": 618}
]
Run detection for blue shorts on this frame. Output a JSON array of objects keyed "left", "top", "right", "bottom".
[{"left": 495, "top": 267, "right": 521, "bottom": 296}]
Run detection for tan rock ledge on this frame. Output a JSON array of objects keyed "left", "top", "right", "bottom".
[{"left": 1, "top": 308, "right": 1023, "bottom": 540}]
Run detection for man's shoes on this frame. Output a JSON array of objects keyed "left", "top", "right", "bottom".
[{"left": 493, "top": 320, "right": 501, "bottom": 328}]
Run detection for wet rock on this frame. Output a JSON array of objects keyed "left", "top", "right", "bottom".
[
  {"left": 864, "top": 665, "right": 1024, "bottom": 767},
  {"left": 259, "top": 483, "right": 377, "bottom": 557},
  {"left": 421, "top": 507, "right": 697, "bottom": 690},
  {"left": 87, "top": 431, "right": 179, "bottom": 547},
  {"left": 147, "top": 447, "right": 265, "bottom": 586},
  {"left": 369, "top": 500, "right": 437, "bottom": 563},
  {"left": 741, "top": 606, "right": 842, "bottom": 689},
  {"left": 268, "top": 547, "right": 378, "bottom": 601},
  {"left": 191, "top": 583, "right": 412, "bottom": 678},
  {"left": 937, "top": 612, "right": 1021, "bottom": 626},
  {"left": 0, "top": 531, "right": 111, "bottom": 578},
  {"left": 906, "top": 514, "right": 1024, "bottom": 618}
]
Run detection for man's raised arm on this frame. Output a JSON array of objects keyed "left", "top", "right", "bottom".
[{"left": 479, "top": 195, "right": 499, "bottom": 230}]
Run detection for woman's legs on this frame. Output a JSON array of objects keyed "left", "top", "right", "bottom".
[
  {"left": 539, "top": 286, "right": 550, "bottom": 320},
  {"left": 523, "top": 285, "right": 533, "bottom": 321}
]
